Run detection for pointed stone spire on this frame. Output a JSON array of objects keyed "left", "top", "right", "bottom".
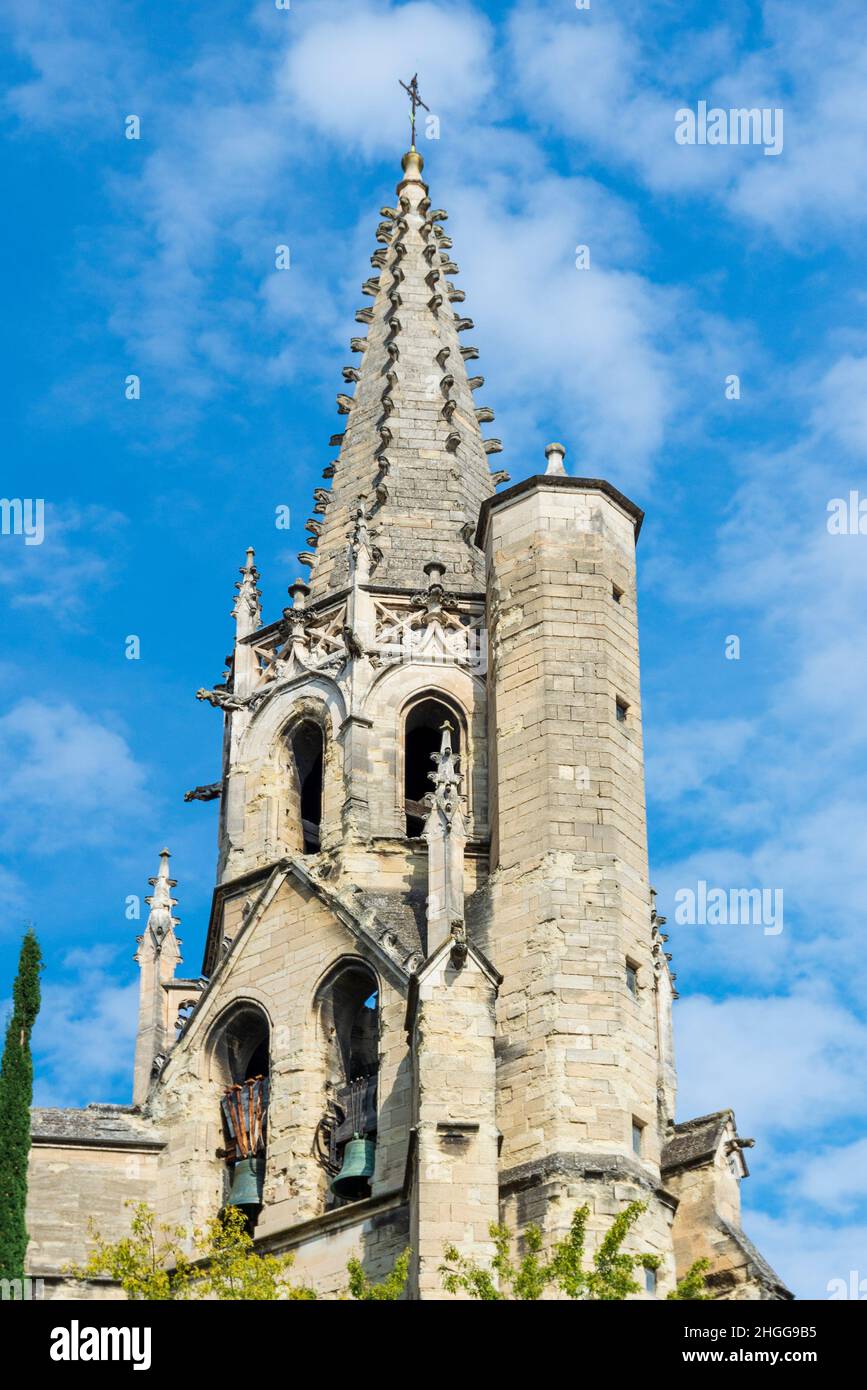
[
  {"left": 231, "top": 548, "right": 261, "bottom": 697},
  {"left": 133, "top": 849, "right": 182, "bottom": 1105},
  {"left": 422, "top": 721, "right": 467, "bottom": 953},
  {"left": 143, "top": 848, "right": 181, "bottom": 942},
  {"left": 305, "top": 148, "right": 498, "bottom": 599},
  {"left": 232, "top": 547, "right": 261, "bottom": 640}
]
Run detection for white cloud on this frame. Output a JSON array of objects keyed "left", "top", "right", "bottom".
[
  {"left": 0, "top": 504, "right": 127, "bottom": 619},
  {"left": 646, "top": 717, "right": 757, "bottom": 803},
  {"left": 0, "top": 866, "right": 28, "bottom": 937},
  {"left": 809, "top": 355, "right": 867, "bottom": 455},
  {"left": 0, "top": 699, "right": 151, "bottom": 854},
  {"left": 445, "top": 178, "right": 674, "bottom": 478},
  {"left": 437, "top": 158, "right": 750, "bottom": 482},
  {"left": 32, "top": 948, "right": 138, "bottom": 1107},
  {"left": 797, "top": 1137, "right": 867, "bottom": 1215},
  {"left": 278, "top": 1, "right": 494, "bottom": 155},
  {"left": 744, "top": 1209, "right": 867, "bottom": 1301},
  {"left": 649, "top": 348, "right": 867, "bottom": 998},
  {"left": 1, "top": 0, "right": 141, "bottom": 131},
  {"left": 675, "top": 992, "right": 867, "bottom": 1135},
  {"left": 509, "top": 0, "right": 867, "bottom": 246}
]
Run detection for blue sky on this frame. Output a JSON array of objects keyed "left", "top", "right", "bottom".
[{"left": 2, "top": 0, "right": 866, "bottom": 1298}]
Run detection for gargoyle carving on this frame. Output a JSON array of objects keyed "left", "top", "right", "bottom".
[
  {"left": 450, "top": 918, "right": 468, "bottom": 969},
  {"left": 342, "top": 625, "right": 365, "bottom": 660},
  {"left": 184, "top": 782, "right": 222, "bottom": 802},
  {"left": 196, "top": 687, "right": 249, "bottom": 711}
]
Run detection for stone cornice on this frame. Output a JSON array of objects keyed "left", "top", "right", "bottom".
[
  {"left": 498, "top": 1150, "right": 678, "bottom": 1212},
  {"left": 253, "top": 1189, "right": 407, "bottom": 1255},
  {"left": 475, "top": 474, "right": 645, "bottom": 549}
]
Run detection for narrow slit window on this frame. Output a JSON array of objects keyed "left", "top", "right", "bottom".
[
  {"left": 626, "top": 962, "right": 638, "bottom": 998},
  {"left": 632, "top": 1119, "right": 644, "bottom": 1156},
  {"left": 612, "top": 583, "right": 624, "bottom": 604},
  {"left": 616, "top": 697, "right": 629, "bottom": 724}
]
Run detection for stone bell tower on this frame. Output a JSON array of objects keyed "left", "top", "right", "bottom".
[
  {"left": 185, "top": 139, "right": 679, "bottom": 1288},
  {"left": 181, "top": 140, "right": 506, "bottom": 1286},
  {"left": 26, "top": 137, "right": 789, "bottom": 1303}
]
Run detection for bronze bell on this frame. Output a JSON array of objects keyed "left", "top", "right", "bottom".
[
  {"left": 331, "top": 1134, "right": 375, "bottom": 1201},
  {"left": 226, "top": 1154, "right": 265, "bottom": 1210}
]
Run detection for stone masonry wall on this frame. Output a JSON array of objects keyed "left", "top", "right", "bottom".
[
  {"left": 408, "top": 947, "right": 499, "bottom": 1299},
  {"left": 479, "top": 479, "right": 674, "bottom": 1275},
  {"left": 150, "top": 876, "right": 411, "bottom": 1251}
]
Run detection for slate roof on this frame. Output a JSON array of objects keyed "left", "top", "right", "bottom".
[
  {"left": 661, "top": 1110, "right": 734, "bottom": 1173},
  {"left": 719, "top": 1218, "right": 793, "bottom": 1299},
  {"left": 359, "top": 890, "right": 426, "bottom": 959},
  {"left": 30, "top": 1104, "right": 164, "bottom": 1149}
]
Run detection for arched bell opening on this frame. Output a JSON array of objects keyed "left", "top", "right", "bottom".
[
  {"left": 403, "top": 697, "right": 461, "bottom": 836},
  {"left": 210, "top": 1004, "right": 271, "bottom": 1229},
  {"left": 313, "top": 962, "right": 379, "bottom": 1207},
  {"left": 290, "top": 720, "right": 324, "bottom": 852}
]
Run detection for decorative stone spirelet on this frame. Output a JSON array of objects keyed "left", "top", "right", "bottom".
[{"left": 544, "top": 441, "right": 567, "bottom": 476}]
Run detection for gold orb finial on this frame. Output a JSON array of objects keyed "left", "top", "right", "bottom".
[{"left": 401, "top": 147, "right": 425, "bottom": 179}]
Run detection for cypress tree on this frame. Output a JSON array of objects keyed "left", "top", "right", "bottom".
[{"left": 0, "top": 928, "right": 43, "bottom": 1282}]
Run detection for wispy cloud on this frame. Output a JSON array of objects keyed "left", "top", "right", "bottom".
[
  {"left": 0, "top": 698, "right": 151, "bottom": 854},
  {"left": 32, "top": 943, "right": 138, "bottom": 1106},
  {"left": 0, "top": 503, "right": 127, "bottom": 619},
  {"left": 509, "top": 0, "right": 867, "bottom": 246}
]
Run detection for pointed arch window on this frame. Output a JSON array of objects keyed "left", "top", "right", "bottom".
[
  {"left": 210, "top": 1005, "right": 271, "bottom": 1228},
  {"left": 314, "top": 963, "right": 379, "bottom": 1205},
  {"left": 290, "top": 720, "right": 323, "bottom": 852}
]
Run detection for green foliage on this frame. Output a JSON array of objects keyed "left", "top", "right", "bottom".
[
  {"left": 441, "top": 1223, "right": 549, "bottom": 1300},
  {"left": 68, "top": 1202, "right": 316, "bottom": 1301},
  {"left": 195, "top": 1205, "right": 316, "bottom": 1301},
  {"left": 67, "top": 1197, "right": 711, "bottom": 1304},
  {"left": 71, "top": 1202, "right": 414, "bottom": 1301},
  {"left": 0, "top": 928, "right": 43, "bottom": 1282},
  {"left": 550, "top": 1201, "right": 662, "bottom": 1301},
  {"left": 668, "top": 1257, "right": 712, "bottom": 1300},
  {"left": 346, "top": 1246, "right": 411, "bottom": 1300},
  {"left": 441, "top": 1200, "right": 710, "bottom": 1302},
  {"left": 68, "top": 1202, "right": 194, "bottom": 1300}
]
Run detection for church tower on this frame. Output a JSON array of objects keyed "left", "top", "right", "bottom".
[{"left": 25, "top": 139, "right": 790, "bottom": 1302}]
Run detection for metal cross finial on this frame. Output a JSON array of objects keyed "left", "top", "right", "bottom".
[{"left": 399, "top": 73, "right": 429, "bottom": 147}]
